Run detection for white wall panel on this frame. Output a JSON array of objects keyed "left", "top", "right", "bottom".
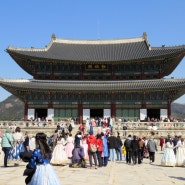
[
  {"left": 140, "top": 109, "right": 147, "bottom": 120},
  {"left": 28, "top": 109, "right": 34, "bottom": 120},
  {"left": 83, "top": 109, "right": 90, "bottom": 120},
  {"left": 104, "top": 109, "right": 111, "bottom": 118}
]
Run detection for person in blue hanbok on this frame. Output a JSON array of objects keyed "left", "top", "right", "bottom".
[
  {"left": 161, "top": 140, "right": 176, "bottom": 167},
  {"left": 9, "top": 127, "right": 25, "bottom": 161},
  {"left": 101, "top": 132, "right": 109, "bottom": 166},
  {"left": 25, "top": 132, "right": 61, "bottom": 185}
]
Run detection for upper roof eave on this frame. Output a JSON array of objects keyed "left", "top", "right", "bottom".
[
  {"left": 6, "top": 32, "right": 148, "bottom": 52},
  {"left": 1, "top": 78, "right": 185, "bottom": 92},
  {"left": 5, "top": 32, "right": 185, "bottom": 62}
]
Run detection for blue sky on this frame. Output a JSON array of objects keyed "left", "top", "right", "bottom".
[{"left": 0, "top": 0, "right": 185, "bottom": 103}]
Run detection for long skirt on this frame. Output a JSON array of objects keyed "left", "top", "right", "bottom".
[
  {"left": 28, "top": 164, "right": 61, "bottom": 185},
  {"left": 65, "top": 142, "right": 74, "bottom": 158},
  {"left": 8, "top": 141, "right": 25, "bottom": 160},
  {"left": 176, "top": 147, "right": 185, "bottom": 166},
  {"left": 50, "top": 144, "right": 69, "bottom": 165},
  {"left": 161, "top": 148, "right": 176, "bottom": 167}
]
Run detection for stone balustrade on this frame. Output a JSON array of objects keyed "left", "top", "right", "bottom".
[{"left": 0, "top": 121, "right": 185, "bottom": 138}]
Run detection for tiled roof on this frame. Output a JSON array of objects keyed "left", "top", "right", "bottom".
[
  {"left": 6, "top": 33, "right": 185, "bottom": 62},
  {"left": 0, "top": 78, "right": 185, "bottom": 92}
]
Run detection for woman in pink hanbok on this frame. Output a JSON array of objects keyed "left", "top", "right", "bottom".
[
  {"left": 81, "top": 135, "right": 88, "bottom": 160},
  {"left": 65, "top": 133, "right": 74, "bottom": 158}
]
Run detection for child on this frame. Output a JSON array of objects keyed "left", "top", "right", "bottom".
[
  {"left": 122, "top": 146, "right": 126, "bottom": 160},
  {"left": 24, "top": 132, "right": 61, "bottom": 185}
]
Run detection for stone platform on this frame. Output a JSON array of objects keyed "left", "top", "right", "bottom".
[{"left": 1, "top": 149, "right": 185, "bottom": 185}]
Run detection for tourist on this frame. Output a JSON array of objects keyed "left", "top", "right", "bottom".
[
  {"left": 124, "top": 134, "right": 132, "bottom": 164},
  {"left": 172, "top": 135, "right": 178, "bottom": 155},
  {"left": 78, "top": 123, "right": 83, "bottom": 131},
  {"left": 29, "top": 135, "right": 36, "bottom": 152},
  {"left": 159, "top": 136, "right": 165, "bottom": 151},
  {"left": 65, "top": 133, "right": 74, "bottom": 159},
  {"left": 122, "top": 124, "right": 127, "bottom": 137},
  {"left": 0, "top": 135, "right": 2, "bottom": 155},
  {"left": 147, "top": 136, "right": 158, "bottom": 164},
  {"left": 81, "top": 134, "right": 89, "bottom": 160},
  {"left": 130, "top": 135, "right": 139, "bottom": 164},
  {"left": 1, "top": 128, "right": 13, "bottom": 167},
  {"left": 174, "top": 136, "right": 185, "bottom": 166},
  {"left": 109, "top": 117, "right": 114, "bottom": 133},
  {"left": 101, "top": 132, "right": 109, "bottom": 166},
  {"left": 107, "top": 132, "right": 118, "bottom": 161},
  {"left": 23, "top": 131, "right": 30, "bottom": 152},
  {"left": 143, "top": 137, "right": 149, "bottom": 158},
  {"left": 122, "top": 145, "right": 126, "bottom": 160},
  {"left": 138, "top": 137, "right": 145, "bottom": 164},
  {"left": 96, "top": 133, "right": 103, "bottom": 167},
  {"left": 74, "top": 131, "right": 82, "bottom": 147},
  {"left": 9, "top": 127, "right": 25, "bottom": 161},
  {"left": 161, "top": 139, "right": 176, "bottom": 167},
  {"left": 24, "top": 132, "right": 61, "bottom": 185},
  {"left": 68, "top": 123, "right": 73, "bottom": 134},
  {"left": 87, "top": 130, "right": 98, "bottom": 169},
  {"left": 115, "top": 133, "right": 123, "bottom": 161},
  {"left": 50, "top": 134, "right": 69, "bottom": 166},
  {"left": 70, "top": 142, "right": 86, "bottom": 168},
  {"left": 52, "top": 129, "right": 59, "bottom": 151}
]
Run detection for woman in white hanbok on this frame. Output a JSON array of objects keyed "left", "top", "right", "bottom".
[
  {"left": 161, "top": 140, "right": 176, "bottom": 167},
  {"left": 175, "top": 137, "right": 185, "bottom": 167},
  {"left": 50, "top": 135, "right": 69, "bottom": 165}
]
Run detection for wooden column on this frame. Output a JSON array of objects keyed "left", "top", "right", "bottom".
[
  {"left": 48, "top": 102, "right": 53, "bottom": 108},
  {"left": 142, "top": 91, "right": 146, "bottom": 108},
  {"left": 167, "top": 101, "right": 171, "bottom": 119},
  {"left": 111, "top": 102, "right": 116, "bottom": 119},
  {"left": 78, "top": 103, "right": 83, "bottom": 124},
  {"left": 24, "top": 102, "right": 28, "bottom": 121}
]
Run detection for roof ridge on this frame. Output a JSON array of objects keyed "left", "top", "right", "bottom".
[{"left": 50, "top": 33, "right": 145, "bottom": 45}]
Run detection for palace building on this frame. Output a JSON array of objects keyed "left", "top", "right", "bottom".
[{"left": 1, "top": 32, "right": 185, "bottom": 123}]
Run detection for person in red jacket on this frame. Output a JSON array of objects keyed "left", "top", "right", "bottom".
[
  {"left": 87, "top": 131, "right": 98, "bottom": 169},
  {"left": 159, "top": 136, "right": 165, "bottom": 151},
  {"left": 96, "top": 133, "right": 103, "bottom": 167}
]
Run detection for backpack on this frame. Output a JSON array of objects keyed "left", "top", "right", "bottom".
[{"left": 124, "top": 139, "right": 131, "bottom": 148}]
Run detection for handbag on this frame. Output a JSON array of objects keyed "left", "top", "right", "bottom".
[{"left": 90, "top": 144, "right": 97, "bottom": 152}]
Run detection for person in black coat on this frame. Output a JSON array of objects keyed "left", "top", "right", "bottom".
[
  {"left": 115, "top": 132, "right": 123, "bottom": 161},
  {"left": 107, "top": 133, "right": 118, "bottom": 161},
  {"left": 130, "top": 135, "right": 139, "bottom": 164},
  {"left": 124, "top": 135, "right": 132, "bottom": 164}
]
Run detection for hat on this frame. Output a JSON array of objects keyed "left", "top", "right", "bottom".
[{"left": 5, "top": 128, "right": 11, "bottom": 133}]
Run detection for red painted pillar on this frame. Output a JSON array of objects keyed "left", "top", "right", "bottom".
[
  {"left": 111, "top": 102, "right": 116, "bottom": 119},
  {"left": 48, "top": 102, "right": 53, "bottom": 108},
  {"left": 24, "top": 102, "right": 28, "bottom": 121},
  {"left": 167, "top": 101, "right": 171, "bottom": 119},
  {"left": 78, "top": 103, "right": 83, "bottom": 124}
]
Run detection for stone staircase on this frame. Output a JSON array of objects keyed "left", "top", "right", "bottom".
[{"left": 0, "top": 121, "right": 185, "bottom": 139}]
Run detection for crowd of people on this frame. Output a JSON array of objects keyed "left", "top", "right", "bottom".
[{"left": 1, "top": 117, "right": 185, "bottom": 184}]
